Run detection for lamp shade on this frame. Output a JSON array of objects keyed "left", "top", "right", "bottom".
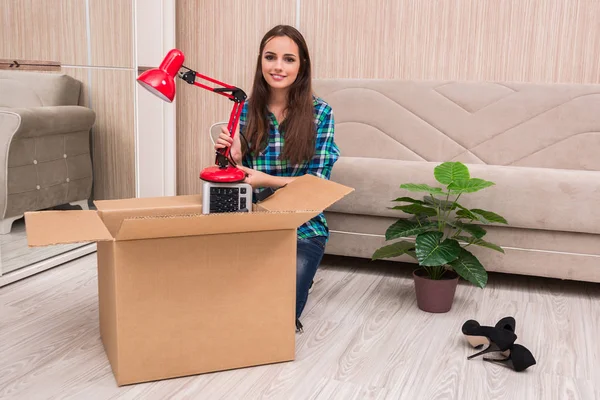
[{"left": 137, "top": 49, "right": 185, "bottom": 102}]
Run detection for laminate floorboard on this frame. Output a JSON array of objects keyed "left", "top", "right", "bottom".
[
  {"left": 0, "top": 253, "right": 598, "bottom": 400},
  {"left": 0, "top": 217, "right": 85, "bottom": 274}
]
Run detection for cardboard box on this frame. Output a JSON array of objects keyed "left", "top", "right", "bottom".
[{"left": 25, "top": 174, "right": 353, "bottom": 386}]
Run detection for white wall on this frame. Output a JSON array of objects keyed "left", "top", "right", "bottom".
[{"left": 134, "top": 0, "right": 177, "bottom": 197}]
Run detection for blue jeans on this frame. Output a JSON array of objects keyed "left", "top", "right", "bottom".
[{"left": 296, "top": 235, "right": 327, "bottom": 320}]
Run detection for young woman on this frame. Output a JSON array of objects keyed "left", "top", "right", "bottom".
[{"left": 214, "top": 25, "right": 340, "bottom": 332}]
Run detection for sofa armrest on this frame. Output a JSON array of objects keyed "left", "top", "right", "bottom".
[{"left": 1, "top": 106, "right": 96, "bottom": 139}]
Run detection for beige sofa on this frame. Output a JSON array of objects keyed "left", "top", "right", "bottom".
[
  {"left": 0, "top": 71, "right": 95, "bottom": 233},
  {"left": 315, "top": 79, "right": 600, "bottom": 283}
]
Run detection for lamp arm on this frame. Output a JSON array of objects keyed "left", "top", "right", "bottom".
[{"left": 178, "top": 66, "right": 247, "bottom": 168}]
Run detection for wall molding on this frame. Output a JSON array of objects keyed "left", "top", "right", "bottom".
[{"left": 0, "top": 59, "right": 60, "bottom": 71}]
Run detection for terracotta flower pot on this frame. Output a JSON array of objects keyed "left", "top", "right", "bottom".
[{"left": 412, "top": 268, "right": 459, "bottom": 313}]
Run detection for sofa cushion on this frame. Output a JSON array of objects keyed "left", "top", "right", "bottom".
[
  {"left": 329, "top": 157, "right": 600, "bottom": 235},
  {"left": 313, "top": 79, "right": 600, "bottom": 172}
]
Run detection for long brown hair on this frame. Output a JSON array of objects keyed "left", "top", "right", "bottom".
[{"left": 243, "top": 25, "right": 315, "bottom": 165}]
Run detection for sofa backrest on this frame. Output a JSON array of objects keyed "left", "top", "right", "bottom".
[
  {"left": 0, "top": 71, "right": 81, "bottom": 108},
  {"left": 313, "top": 79, "right": 600, "bottom": 171}
]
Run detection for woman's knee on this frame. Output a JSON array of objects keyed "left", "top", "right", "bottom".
[{"left": 296, "top": 238, "right": 325, "bottom": 277}]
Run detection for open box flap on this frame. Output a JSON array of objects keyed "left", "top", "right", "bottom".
[
  {"left": 94, "top": 194, "right": 202, "bottom": 211},
  {"left": 24, "top": 210, "right": 113, "bottom": 247},
  {"left": 113, "top": 210, "right": 321, "bottom": 241},
  {"left": 98, "top": 205, "right": 204, "bottom": 237},
  {"left": 258, "top": 174, "right": 354, "bottom": 212}
]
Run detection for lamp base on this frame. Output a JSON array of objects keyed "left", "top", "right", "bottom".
[{"left": 200, "top": 166, "right": 246, "bottom": 183}]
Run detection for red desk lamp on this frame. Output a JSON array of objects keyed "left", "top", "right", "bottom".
[{"left": 137, "top": 49, "right": 247, "bottom": 183}]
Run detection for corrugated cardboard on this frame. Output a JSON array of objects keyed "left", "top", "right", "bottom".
[{"left": 24, "top": 174, "right": 354, "bottom": 386}]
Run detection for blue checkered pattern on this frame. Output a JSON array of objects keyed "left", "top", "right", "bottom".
[{"left": 240, "top": 96, "right": 340, "bottom": 240}]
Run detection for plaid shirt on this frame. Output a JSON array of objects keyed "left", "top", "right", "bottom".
[{"left": 240, "top": 96, "right": 340, "bottom": 240}]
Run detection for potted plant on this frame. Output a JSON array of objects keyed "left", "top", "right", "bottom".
[{"left": 372, "top": 162, "right": 507, "bottom": 313}]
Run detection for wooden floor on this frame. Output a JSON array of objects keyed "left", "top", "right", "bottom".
[
  {"left": 0, "top": 217, "right": 85, "bottom": 275},
  {"left": 0, "top": 253, "right": 598, "bottom": 400}
]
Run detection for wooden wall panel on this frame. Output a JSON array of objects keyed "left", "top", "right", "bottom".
[
  {"left": 59, "top": 0, "right": 88, "bottom": 66},
  {"left": 176, "top": 0, "right": 297, "bottom": 195},
  {"left": 0, "top": 0, "right": 132, "bottom": 67},
  {"left": 1, "top": 0, "right": 136, "bottom": 201},
  {"left": 89, "top": 0, "right": 133, "bottom": 68},
  {"left": 301, "top": 0, "right": 600, "bottom": 84},
  {"left": 90, "top": 69, "right": 135, "bottom": 200},
  {"left": 0, "top": 0, "right": 62, "bottom": 62},
  {"left": 175, "top": 0, "right": 600, "bottom": 195},
  {"left": 0, "top": 0, "right": 88, "bottom": 65}
]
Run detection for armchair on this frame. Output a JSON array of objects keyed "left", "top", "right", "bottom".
[{"left": 0, "top": 71, "right": 95, "bottom": 234}]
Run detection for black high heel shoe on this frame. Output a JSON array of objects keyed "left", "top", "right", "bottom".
[
  {"left": 464, "top": 325, "right": 517, "bottom": 360},
  {"left": 483, "top": 344, "right": 536, "bottom": 372},
  {"left": 462, "top": 316, "right": 515, "bottom": 349}
]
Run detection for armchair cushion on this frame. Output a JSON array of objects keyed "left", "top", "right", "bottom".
[{"left": 0, "top": 71, "right": 81, "bottom": 107}]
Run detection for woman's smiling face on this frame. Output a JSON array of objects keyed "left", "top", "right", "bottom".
[{"left": 261, "top": 35, "right": 300, "bottom": 92}]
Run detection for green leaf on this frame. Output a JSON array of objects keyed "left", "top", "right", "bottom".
[
  {"left": 445, "top": 220, "right": 485, "bottom": 239},
  {"left": 372, "top": 241, "right": 415, "bottom": 260},
  {"left": 455, "top": 235, "right": 475, "bottom": 244},
  {"left": 400, "top": 183, "right": 445, "bottom": 194},
  {"left": 385, "top": 219, "right": 438, "bottom": 240},
  {"left": 409, "top": 215, "right": 432, "bottom": 226},
  {"left": 455, "top": 203, "right": 474, "bottom": 214},
  {"left": 472, "top": 239, "right": 505, "bottom": 253},
  {"left": 434, "top": 162, "right": 470, "bottom": 185},
  {"left": 456, "top": 236, "right": 505, "bottom": 253},
  {"left": 469, "top": 209, "right": 508, "bottom": 224},
  {"left": 449, "top": 248, "right": 488, "bottom": 288},
  {"left": 454, "top": 221, "right": 487, "bottom": 239},
  {"left": 448, "top": 178, "right": 495, "bottom": 194},
  {"left": 415, "top": 232, "right": 461, "bottom": 266},
  {"left": 424, "top": 195, "right": 456, "bottom": 211},
  {"left": 455, "top": 206, "right": 507, "bottom": 225},
  {"left": 391, "top": 204, "right": 437, "bottom": 216},
  {"left": 456, "top": 209, "right": 478, "bottom": 220},
  {"left": 455, "top": 205, "right": 481, "bottom": 222},
  {"left": 392, "top": 197, "right": 425, "bottom": 204}
]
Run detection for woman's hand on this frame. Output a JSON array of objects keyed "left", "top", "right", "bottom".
[
  {"left": 214, "top": 125, "right": 242, "bottom": 165},
  {"left": 237, "top": 166, "right": 296, "bottom": 189},
  {"left": 236, "top": 165, "right": 270, "bottom": 188}
]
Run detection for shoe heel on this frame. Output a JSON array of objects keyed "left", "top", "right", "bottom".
[
  {"left": 486, "top": 344, "right": 536, "bottom": 372},
  {"left": 466, "top": 326, "right": 517, "bottom": 359},
  {"left": 467, "top": 342, "right": 501, "bottom": 360}
]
